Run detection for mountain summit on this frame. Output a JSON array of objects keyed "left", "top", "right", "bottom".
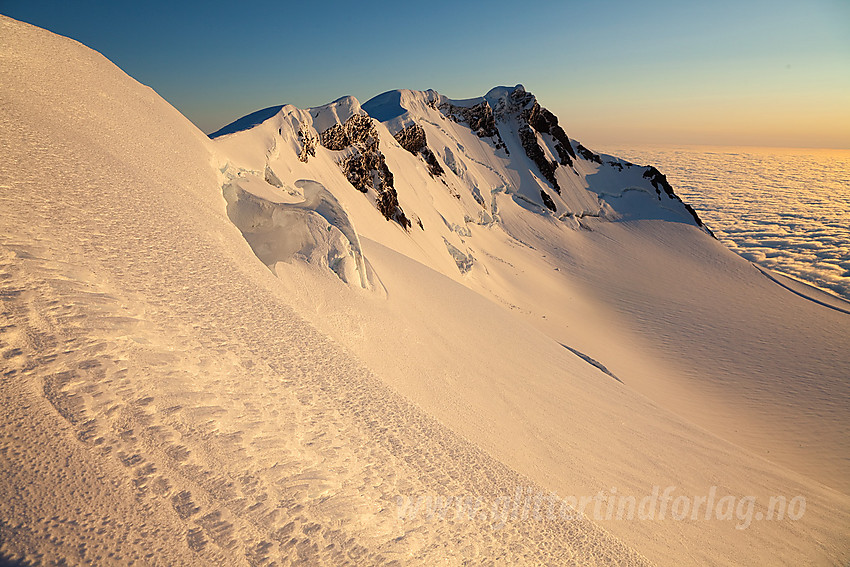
[{"left": 212, "top": 85, "right": 710, "bottom": 287}]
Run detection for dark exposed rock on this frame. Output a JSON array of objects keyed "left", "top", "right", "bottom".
[
  {"left": 319, "top": 113, "right": 410, "bottom": 229},
  {"left": 526, "top": 103, "right": 575, "bottom": 166},
  {"left": 394, "top": 124, "right": 444, "bottom": 177},
  {"left": 684, "top": 203, "right": 713, "bottom": 235},
  {"left": 643, "top": 166, "right": 713, "bottom": 234},
  {"left": 552, "top": 138, "right": 574, "bottom": 168},
  {"left": 527, "top": 104, "right": 550, "bottom": 133},
  {"left": 519, "top": 125, "right": 560, "bottom": 193},
  {"left": 420, "top": 147, "right": 444, "bottom": 177},
  {"left": 505, "top": 86, "right": 536, "bottom": 111},
  {"left": 340, "top": 150, "right": 381, "bottom": 192},
  {"left": 297, "top": 124, "right": 316, "bottom": 163},
  {"left": 341, "top": 113, "right": 375, "bottom": 145},
  {"left": 318, "top": 114, "right": 379, "bottom": 151},
  {"left": 642, "top": 166, "right": 674, "bottom": 198},
  {"left": 439, "top": 100, "right": 508, "bottom": 153},
  {"left": 496, "top": 87, "right": 565, "bottom": 195},
  {"left": 394, "top": 123, "right": 427, "bottom": 154},
  {"left": 319, "top": 123, "right": 349, "bottom": 151},
  {"left": 576, "top": 144, "right": 602, "bottom": 164},
  {"left": 540, "top": 190, "right": 557, "bottom": 212}
]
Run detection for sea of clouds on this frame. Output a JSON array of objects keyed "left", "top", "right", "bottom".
[{"left": 602, "top": 145, "right": 850, "bottom": 302}]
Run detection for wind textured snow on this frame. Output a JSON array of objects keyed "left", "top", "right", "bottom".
[{"left": 1, "top": 15, "right": 849, "bottom": 567}]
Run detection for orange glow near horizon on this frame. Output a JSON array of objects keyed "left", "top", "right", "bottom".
[{"left": 556, "top": 86, "right": 850, "bottom": 150}]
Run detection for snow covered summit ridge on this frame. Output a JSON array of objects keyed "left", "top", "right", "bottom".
[
  {"left": 211, "top": 84, "right": 711, "bottom": 285},
  {"left": 213, "top": 84, "right": 712, "bottom": 226}
]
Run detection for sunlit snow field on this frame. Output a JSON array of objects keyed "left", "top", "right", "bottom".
[{"left": 601, "top": 145, "right": 850, "bottom": 301}]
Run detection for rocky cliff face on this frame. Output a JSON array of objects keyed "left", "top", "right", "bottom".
[
  {"left": 518, "top": 123, "right": 560, "bottom": 194},
  {"left": 319, "top": 113, "right": 374, "bottom": 150},
  {"left": 576, "top": 143, "right": 602, "bottom": 164},
  {"left": 539, "top": 189, "right": 557, "bottom": 212},
  {"left": 494, "top": 86, "right": 564, "bottom": 195},
  {"left": 297, "top": 123, "right": 317, "bottom": 163},
  {"left": 318, "top": 114, "right": 410, "bottom": 229},
  {"left": 393, "top": 124, "right": 444, "bottom": 177},
  {"left": 642, "top": 166, "right": 712, "bottom": 233},
  {"left": 526, "top": 103, "right": 575, "bottom": 167},
  {"left": 439, "top": 100, "right": 508, "bottom": 154}
]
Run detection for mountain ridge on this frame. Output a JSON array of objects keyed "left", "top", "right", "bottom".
[{"left": 211, "top": 84, "right": 712, "bottom": 291}]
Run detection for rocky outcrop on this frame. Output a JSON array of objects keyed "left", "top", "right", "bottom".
[
  {"left": 319, "top": 114, "right": 410, "bottom": 229},
  {"left": 495, "top": 87, "right": 564, "bottom": 195},
  {"left": 297, "top": 124, "right": 316, "bottom": 163},
  {"left": 683, "top": 203, "right": 712, "bottom": 236},
  {"left": 642, "top": 166, "right": 674, "bottom": 198},
  {"left": 519, "top": 125, "right": 560, "bottom": 193},
  {"left": 540, "top": 190, "right": 557, "bottom": 212},
  {"left": 319, "top": 123, "right": 348, "bottom": 151},
  {"left": 394, "top": 123, "right": 426, "bottom": 154},
  {"left": 319, "top": 113, "right": 375, "bottom": 150},
  {"left": 439, "top": 100, "right": 508, "bottom": 153},
  {"left": 526, "top": 103, "right": 575, "bottom": 167},
  {"left": 606, "top": 160, "right": 627, "bottom": 171},
  {"left": 643, "top": 166, "right": 712, "bottom": 234},
  {"left": 340, "top": 147, "right": 390, "bottom": 193},
  {"left": 576, "top": 144, "right": 602, "bottom": 164},
  {"left": 394, "top": 124, "right": 444, "bottom": 177},
  {"left": 420, "top": 148, "right": 443, "bottom": 177}
]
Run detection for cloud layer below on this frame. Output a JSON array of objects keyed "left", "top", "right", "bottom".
[{"left": 601, "top": 145, "right": 850, "bottom": 301}]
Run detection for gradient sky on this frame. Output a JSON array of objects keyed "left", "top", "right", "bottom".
[{"left": 2, "top": 0, "right": 849, "bottom": 148}]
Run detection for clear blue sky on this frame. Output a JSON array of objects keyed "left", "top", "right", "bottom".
[{"left": 2, "top": 0, "right": 849, "bottom": 148}]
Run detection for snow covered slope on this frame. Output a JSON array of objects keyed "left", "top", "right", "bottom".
[
  {"left": 2, "top": 14, "right": 849, "bottom": 567},
  {"left": 214, "top": 84, "right": 850, "bottom": 495}
]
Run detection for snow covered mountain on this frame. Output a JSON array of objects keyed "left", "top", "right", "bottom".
[
  {"left": 211, "top": 85, "right": 712, "bottom": 287},
  {"left": 2, "top": 15, "right": 849, "bottom": 567}
]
